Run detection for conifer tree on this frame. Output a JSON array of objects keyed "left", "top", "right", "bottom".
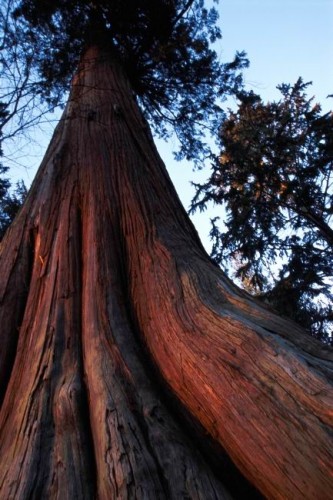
[
  {"left": 0, "top": 2, "right": 332, "bottom": 498},
  {"left": 192, "top": 80, "right": 333, "bottom": 343}
]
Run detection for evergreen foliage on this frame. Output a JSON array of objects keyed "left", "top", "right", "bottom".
[
  {"left": 10, "top": 0, "right": 248, "bottom": 164},
  {"left": 0, "top": 105, "right": 26, "bottom": 240},
  {"left": 0, "top": 169, "right": 26, "bottom": 241},
  {"left": 191, "top": 79, "right": 333, "bottom": 343}
]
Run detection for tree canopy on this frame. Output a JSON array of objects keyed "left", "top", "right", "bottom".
[
  {"left": 191, "top": 79, "right": 333, "bottom": 343},
  {"left": 2, "top": 0, "right": 247, "bottom": 164}
]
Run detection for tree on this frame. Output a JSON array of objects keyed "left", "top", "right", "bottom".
[
  {"left": 192, "top": 80, "right": 333, "bottom": 343},
  {"left": 0, "top": 167, "right": 26, "bottom": 240},
  {"left": 0, "top": 2, "right": 332, "bottom": 499},
  {"left": 0, "top": 106, "right": 26, "bottom": 240},
  {"left": 1, "top": 0, "right": 59, "bottom": 144}
]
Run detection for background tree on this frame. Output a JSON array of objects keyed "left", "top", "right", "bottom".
[
  {"left": 0, "top": 166, "right": 26, "bottom": 240},
  {"left": 0, "top": 2, "right": 332, "bottom": 499},
  {"left": 1, "top": 0, "right": 61, "bottom": 144},
  {"left": 192, "top": 79, "right": 333, "bottom": 343},
  {"left": 0, "top": 0, "right": 48, "bottom": 239},
  {"left": 0, "top": 106, "right": 26, "bottom": 240}
]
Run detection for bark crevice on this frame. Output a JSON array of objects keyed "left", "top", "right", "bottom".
[
  {"left": 78, "top": 205, "right": 98, "bottom": 498},
  {"left": 0, "top": 223, "right": 35, "bottom": 406}
]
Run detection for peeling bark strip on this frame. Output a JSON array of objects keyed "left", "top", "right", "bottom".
[{"left": 0, "top": 47, "right": 332, "bottom": 499}]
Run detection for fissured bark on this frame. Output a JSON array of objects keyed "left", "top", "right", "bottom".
[{"left": 0, "top": 47, "right": 332, "bottom": 499}]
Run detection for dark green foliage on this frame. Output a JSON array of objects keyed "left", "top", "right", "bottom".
[
  {"left": 191, "top": 79, "right": 333, "bottom": 343},
  {"left": 11, "top": 0, "right": 248, "bottom": 164},
  {"left": 0, "top": 103, "right": 26, "bottom": 240},
  {"left": 0, "top": 169, "right": 26, "bottom": 241}
]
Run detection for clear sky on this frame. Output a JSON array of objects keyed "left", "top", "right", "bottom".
[
  {"left": 220, "top": 0, "right": 333, "bottom": 106},
  {"left": 5, "top": 0, "right": 333, "bottom": 252}
]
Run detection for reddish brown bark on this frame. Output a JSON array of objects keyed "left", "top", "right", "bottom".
[{"left": 0, "top": 46, "right": 332, "bottom": 499}]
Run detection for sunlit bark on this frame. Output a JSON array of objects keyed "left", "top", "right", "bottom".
[{"left": 0, "top": 46, "right": 332, "bottom": 499}]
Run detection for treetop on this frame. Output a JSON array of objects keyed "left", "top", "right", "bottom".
[{"left": 6, "top": 0, "right": 248, "bottom": 164}]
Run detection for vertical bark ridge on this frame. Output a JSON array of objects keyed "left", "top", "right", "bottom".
[
  {"left": 0, "top": 221, "right": 35, "bottom": 405},
  {"left": 0, "top": 158, "right": 96, "bottom": 497}
]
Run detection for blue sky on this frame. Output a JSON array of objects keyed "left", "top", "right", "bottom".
[
  {"left": 220, "top": 0, "right": 333, "bottom": 106},
  {"left": 6, "top": 0, "right": 333, "bottom": 251}
]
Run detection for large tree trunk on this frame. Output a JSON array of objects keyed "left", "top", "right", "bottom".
[{"left": 0, "top": 46, "right": 332, "bottom": 499}]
